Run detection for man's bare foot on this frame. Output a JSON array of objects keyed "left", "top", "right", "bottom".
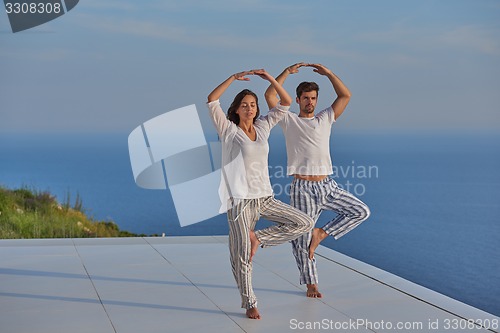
[
  {"left": 246, "top": 307, "right": 261, "bottom": 319},
  {"left": 249, "top": 230, "right": 260, "bottom": 262},
  {"left": 306, "top": 284, "right": 323, "bottom": 298},
  {"left": 309, "top": 228, "right": 328, "bottom": 260}
]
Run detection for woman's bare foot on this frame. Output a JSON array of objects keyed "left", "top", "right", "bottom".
[
  {"left": 309, "top": 228, "right": 328, "bottom": 260},
  {"left": 249, "top": 230, "right": 260, "bottom": 262},
  {"left": 246, "top": 307, "right": 261, "bottom": 319},
  {"left": 306, "top": 284, "right": 323, "bottom": 298}
]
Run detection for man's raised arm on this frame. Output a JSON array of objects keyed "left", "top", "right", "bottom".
[
  {"left": 308, "top": 63, "right": 352, "bottom": 120},
  {"left": 264, "top": 62, "right": 306, "bottom": 109}
]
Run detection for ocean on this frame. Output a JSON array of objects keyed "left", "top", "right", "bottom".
[{"left": 1, "top": 130, "right": 499, "bottom": 316}]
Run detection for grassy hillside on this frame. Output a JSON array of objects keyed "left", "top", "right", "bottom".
[{"left": 0, "top": 186, "right": 137, "bottom": 239}]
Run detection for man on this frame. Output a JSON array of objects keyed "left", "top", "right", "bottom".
[{"left": 265, "top": 63, "right": 370, "bottom": 298}]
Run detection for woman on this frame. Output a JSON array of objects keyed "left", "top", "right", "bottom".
[{"left": 207, "top": 69, "right": 314, "bottom": 319}]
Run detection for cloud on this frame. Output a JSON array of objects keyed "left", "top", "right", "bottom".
[
  {"left": 0, "top": 48, "right": 74, "bottom": 62},
  {"left": 79, "top": 0, "right": 307, "bottom": 16},
  {"left": 79, "top": 0, "right": 140, "bottom": 12},
  {"left": 70, "top": 13, "right": 351, "bottom": 58},
  {"left": 67, "top": 0, "right": 348, "bottom": 58},
  {"left": 358, "top": 23, "right": 500, "bottom": 56},
  {"left": 439, "top": 25, "right": 500, "bottom": 56},
  {"left": 147, "top": 0, "right": 307, "bottom": 14},
  {"left": 351, "top": 21, "right": 500, "bottom": 69}
]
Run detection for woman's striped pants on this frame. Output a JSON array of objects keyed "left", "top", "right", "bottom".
[{"left": 227, "top": 196, "right": 314, "bottom": 309}]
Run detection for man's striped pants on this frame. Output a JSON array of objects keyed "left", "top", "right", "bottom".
[{"left": 290, "top": 177, "right": 371, "bottom": 285}]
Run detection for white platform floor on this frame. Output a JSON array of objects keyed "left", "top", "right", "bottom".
[{"left": 0, "top": 236, "right": 498, "bottom": 333}]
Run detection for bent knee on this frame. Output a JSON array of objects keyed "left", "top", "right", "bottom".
[
  {"left": 360, "top": 204, "right": 371, "bottom": 221},
  {"left": 301, "top": 215, "right": 315, "bottom": 231},
  {"left": 292, "top": 213, "right": 314, "bottom": 232}
]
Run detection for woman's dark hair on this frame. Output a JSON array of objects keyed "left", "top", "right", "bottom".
[
  {"left": 296, "top": 81, "right": 319, "bottom": 98},
  {"left": 227, "top": 89, "right": 260, "bottom": 125}
]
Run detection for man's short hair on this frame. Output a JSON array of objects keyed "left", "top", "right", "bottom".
[{"left": 296, "top": 81, "right": 319, "bottom": 98}]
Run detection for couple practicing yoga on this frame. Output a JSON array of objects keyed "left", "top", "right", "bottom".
[{"left": 206, "top": 63, "right": 370, "bottom": 319}]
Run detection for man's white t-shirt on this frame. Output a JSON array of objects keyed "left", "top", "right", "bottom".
[{"left": 279, "top": 107, "right": 336, "bottom": 176}]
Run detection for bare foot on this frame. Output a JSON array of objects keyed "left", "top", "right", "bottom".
[
  {"left": 246, "top": 307, "right": 261, "bottom": 319},
  {"left": 249, "top": 230, "right": 260, "bottom": 262},
  {"left": 309, "top": 228, "right": 328, "bottom": 260},
  {"left": 306, "top": 284, "right": 323, "bottom": 298}
]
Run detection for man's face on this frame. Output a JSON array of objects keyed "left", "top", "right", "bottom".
[{"left": 297, "top": 91, "right": 318, "bottom": 115}]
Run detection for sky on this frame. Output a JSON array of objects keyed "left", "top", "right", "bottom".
[{"left": 1, "top": 0, "right": 500, "bottom": 136}]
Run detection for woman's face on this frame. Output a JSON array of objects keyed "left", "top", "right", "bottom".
[{"left": 236, "top": 94, "right": 257, "bottom": 124}]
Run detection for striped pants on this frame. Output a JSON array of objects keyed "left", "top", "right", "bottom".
[
  {"left": 227, "top": 196, "right": 314, "bottom": 309},
  {"left": 290, "top": 177, "right": 370, "bottom": 285}
]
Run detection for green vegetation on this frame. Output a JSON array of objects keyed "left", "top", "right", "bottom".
[{"left": 0, "top": 186, "right": 138, "bottom": 239}]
